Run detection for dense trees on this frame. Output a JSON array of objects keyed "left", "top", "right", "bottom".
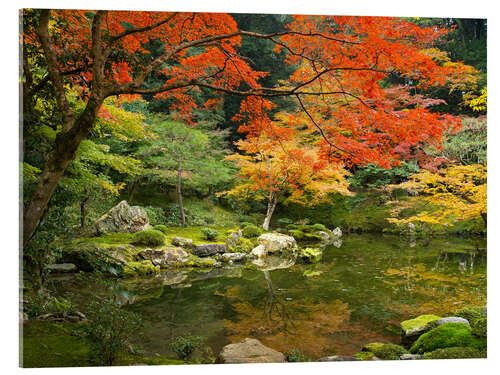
[{"left": 22, "top": 9, "right": 478, "bottom": 246}]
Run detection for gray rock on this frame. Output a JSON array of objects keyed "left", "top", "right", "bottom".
[
  {"left": 138, "top": 247, "right": 188, "bottom": 267},
  {"left": 430, "top": 317, "right": 470, "bottom": 328},
  {"left": 192, "top": 243, "right": 228, "bottom": 257},
  {"left": 226, "top": 230, "right": 243, "bottom": 248},
  {"left": 94, "top": 201, "right": 150, "bottom": 235},
  {"left": 45, "top": 263, "right": 77, "bottom": 273},
  {"left": 331, "top": 227, "right": 342, "bottom": 237},
  {"left": 219, "top": 253, "right": 247, "bottom": 262},
  {"left": 318, "top": 231, "right": 331, "bottom": 242},
  {"left": 257, "top": 233, "right": 297, "bottom": 254},
  {"left": 400, "top": 354, "right": 422, "bottom": 360},
  {"left": 171, "top": 237, "right": 194, "bottom": 249},
  {"left": 251, "top": 245, "right": 266, "bottom": 258},
  {"left": 318, "top": 356, "right": 362, "bottom": 362},
  {"left": 220, "top": 338, "right": 286, "bottom": 363},
  {"left": 483, "top": 306, "right": 487, "bottom": 316}
]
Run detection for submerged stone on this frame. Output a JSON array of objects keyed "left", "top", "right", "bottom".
[
  {"left": 45, "top": 263, "right": 77, "bottom": 273},
  {"left": 220, "top": 338, "right": 286, "bottom": 363}
]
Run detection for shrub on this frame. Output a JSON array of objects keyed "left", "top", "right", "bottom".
[
  {"left": 170, "top": 334, "right": 207, "bottom": 360},
  {"left": 234, "top": 237, "right": 255, "bottom": 253},
  {"left": 277, "top": 218, "right": 293, "bottom": 227},
  {"left": 142, "top": 206, "right": 166, "bottom": 226},
  {"left": 242, "top": 224, "right": 261, "bottom": 238},
  {"left": 422, "top": 346, "right": 484, "bottom": 359},
  {"left": 311, "top": 223, "right": 328, "bottom": 232},
  {"left": 82, "top": 298, "right": 143, "bottom": 365},
  {"left": 24, "top": 291, "right": 76, "bottom": 318},
  {"left": 454, "top": 306, "right": 485, "bottom": 325},
  {"left": 239, "top": 221, "right": 254, "bottom": 229},
  {"left": 410, "top": 323, "right": 485, "bottom": 354},
  {"left": 132, "top": 230, "right": 165, "bottom": 247},
  {"left": 153, "top": 224, "right": 168, "bottom": 234},
  {"left": 285, "top": 348, "right": 311, "bottom": 362},
  {"left": 472, "top": 317, "right": 487, "bottom": 338},
  {"left": 200, "top": 228, "right": 219, "bottom": 241}
]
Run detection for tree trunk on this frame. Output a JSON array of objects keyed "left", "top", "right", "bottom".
[
  {"left": 80, "top": 189, "right": 90, "bottom": 228},
  {"left": 177, "top": 158, "right": 186, "bottom": 227},
  {"left": 262, "top": 193, "right": 278, "bottom": 231},
  {"left": 481, "top": 212, "right": 487, "bottom": 226},
  {"left": 23, "top": 95, "right": 105, "bottom": 246},
  {"left": 128, "top": 178, "right": 139, "bottom": 202}
]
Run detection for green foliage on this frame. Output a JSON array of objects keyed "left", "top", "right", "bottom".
[
  {"left": 152, "top": 224, "right": 168, "bottom": 234},
  {"left": 349, "top": 162, "right": 420, "bottom": 188},
  {"left": 410, "top": 323, "right": 485, "bottom": 354},
  {"left": 24, "top": 290, "right": 76, "bottom": 318},
  {"left": 123, "top": 260, "right": 159, "bottom": 277},
  {"left": 132, "top": 230, "right": 165, "bottom": 247},
  {"left": 242, "top": 224, "right": 261, "bottom": 238},
  {"left": 311, "top": 223, "right": 328, "bottom": 232},
  {"left": 472, "top": 317, "right": 487, "bottom": 338},
  {"left": 142, "top": 206, "right": 166, "bottom": 226},
  {"left": 422, "top": 346, "right": 484, "bottom": 359},
  {"left": 82, "top": 298, "right": 143, "bottom": 365},
  {"left": 454, "top": 306, "right": 485, "bottom": 325},
  {"left": 277, "top": 217, "right": 293, "bottom": 227},
  {"left": 200, "top": 227, "right": 220, "bottom": 240},
  {"left": 401, "top": 315, "right": 441, "bottom": 335},
  {"left": 285, "top": 348, "right": 311, "bottom": 362},
  {"left": 353, "top": 351, "right": 375, "bottom": 360},
  {"left": 233, "top": 237, "right": 255, "bottom": 254},
  {"left": 170, "top": 334, "right": 207, "bottom": 360}
]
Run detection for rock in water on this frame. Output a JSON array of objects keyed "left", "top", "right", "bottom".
[
  {"left": 171, "top": 237, "right": 194, "bottom": 249},
  {"left": 192, "top": 243, "right": 228, "bottom": 257},
  {"left": 318, "top": 356, "right": 362, "bottom": 361},
  {"left": 251, "top": 245, "right": 266, "bottom": 258},
  {"left": 220, "top": 338, "right": 286, "bottom": 363},
  {"left": 45, "top": 263, "right": 77, "bottom": 273},
  {"left": 257, "top": 233, "right": 297, "bottom": 254},
  {"left": 94, "top": 201, "right": 149, "bottom": 235},
  {"left": 138, "top": 248, "right": 188, "bottom": 267},
  {"left": 331, "top": 227, "right": 342, "bottom": 237}
]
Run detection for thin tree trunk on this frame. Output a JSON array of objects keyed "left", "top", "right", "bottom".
[
  {"left": 177, "top": 158, "right": 186, "bottom": 227},
  {"left": 80, "top": 189, "right": 90, "bottom": 228},
  {"left": 128, "top": 178, "right": 139, "bottom": 202},
  {"left": 481, "top": 212, "right": 487, "bottom": 226},
  {"left": 262, "top": 193, "right": 278, "bottom": 231}
]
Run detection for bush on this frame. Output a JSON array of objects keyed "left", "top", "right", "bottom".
[
  {"left": 24, "top": 291, "right": 76, "bottom": 318},
  {"left": 410, "top": 323, "right": 485, "bottom": 354},
  {"left": 454, "top": 306, "right": 485, "bottom": 325},
  {"left": 422, "top": 346, "right": 484, "bottom": 359},
  {"left": 142, "top": 206, "right": 166, "bottom": 226},
  {"left": 132, "top": 230, "right": 165, "bottom": 247},
  {"left": 285, "top": 348, "right": 311, "bottom": 362},
  {"left": 200, "top": 228, "right": 219, "bottom": 241},
  {"left": 242, "top": 224, "right": 261, "bottom": 238},
  {"left": 233, "top": 237, "right": 255, "bottom": 253},
  {"left": 170, "top": 334, "right": 207, "bottom": 360},
  {"left": 239, "top": 221, "right": 254, "bottom": 229},
  {"left": 277, "top": 218, "right": 293, "bottom": 227},
  {"left": 82, "top": 298, "right": 142, "bottom": 365},
  {"left": 153, "top": 224, "right": 168, "bottom": 234},
  {"left": 472, "top": 317, "right": 487, "bottom": 338}
]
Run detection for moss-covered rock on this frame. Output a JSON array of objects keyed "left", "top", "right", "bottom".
[
  {"left": 410, "top": 323, "right": 486, "bottom": 354},
  {"left": 123, "top": 260, "right": 160, "bottom": 277},
  {"left": 242, "top": 224, "right": 261, "bottom": 238},
  {"left": 232, "top": 237, "right": 255, "bottom": 254},
  {"left": 353, "top": 351, "right": 375, "bottom": 360},
  {"left": 454, "top": 306, "right": 486, "bottom": 325},
  {"left": 401, "top": 314, "right": 441, "bottom": 346},
  {"left": 299, "top": 248, "right": 323, "bottom": 263},
  {"left": 153, "top": 224, "right": 168, "bottom": 234},
  {"left": 422, "top": 346, "right": 485, "bottom": 359},
  {"left": 472, "top": 317, "right": 487, "bottom": 338},
  {"left": 362, "top": 343, "right": 408, "bottom": 360}
]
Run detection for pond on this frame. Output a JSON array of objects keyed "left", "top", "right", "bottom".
[{"left": 48, "top": 233, "right": 487, "bottom": 360}]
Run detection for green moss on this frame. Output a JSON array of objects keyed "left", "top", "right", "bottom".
[
  {"left": 353, "top": 351, "right": 375, "bottom": 360},
  {"left": 233, "top": 237, "right": 255, "bottom": 254},
  {"left": 371, "top": 343, "right": 408, "bottom": 360},
  {"left": 160, "top": 226, "right": 234, "bottom": 245},
  {"left": 422, "top": 347, "right": 485, "bottom": 359},
  {"left": 299, "top": 248, "right": 323, "bottom": 263},
  {"left": 410, "top": 323, "right": 486, "bottom": 354},
  {"left": 242, "top": 224, "right": 261, "bottom": 238},
  {"left": 311, "top": 223, "right": 328, "bottom": 232},
  {"left": 472, "top": 317, "right": 487, "bottom": 338},
  {"left": 73, "top": 232, "right": 136, "bottom": 245},
  {"left": 289, "top": 229, "right": 305, "bottom": 240},
  {"left": 153, "top": 224, "right": 168, "bottom": 234},
  {"left": 303, "top": 233, "right": 324, "bottom": 242},
  {"left": 22, "top": 321, "right": 92, "bottom": 368},
  {"left": 123, "top": 260, "right": 159, "bottom": 277},
  {"left": 401, "top": 315, "right": 441, "bottom": 335},
  {"left": 61, "top": 242, "right": 132, "bottom": 274},
  {"left": 454, "top": 306, "right": 485, "bottom": 325},
  {"left": 363, "top": 342, "right": 385, "bottom": 353},
  {"left": 132, "top": 230, "right": 166, "bottom": 247}
]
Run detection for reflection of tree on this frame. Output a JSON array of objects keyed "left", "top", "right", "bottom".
[{"left": 262, "top": 270, "right": 295, "bottom": 333}]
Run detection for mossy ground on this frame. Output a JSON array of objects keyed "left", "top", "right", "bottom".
[
  {"left": 21, "top": 320, "right": 187, "bottom": 368},
  {"left": 422, "top": 346, "right": 485, "bottom": 359},
  {"left": 401, "top": 314, "right": 441, "bottom": 334}
]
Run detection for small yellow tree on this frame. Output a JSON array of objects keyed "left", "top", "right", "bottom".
[{"left": 386, "top": 164, "right": 487, "bottom": 226}]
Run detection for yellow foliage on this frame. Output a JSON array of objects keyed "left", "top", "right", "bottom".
[{"left": 386, "top": 164, "right": 486, "bottom": 226}]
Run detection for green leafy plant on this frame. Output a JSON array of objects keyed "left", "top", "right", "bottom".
[
  {"left": 170, "top": 334, "right": 207, "bottom": 360},
  {"left": 285, "top": 348, "right": 311, "bottom": 362},
  {"left": 200, "top": 228, "right": 219, "bottom": 241},
  {"left": 152, "top": 224, "right": 168, "bottom": 234},
  {"left": 242, "top": 224, "right": 261, "bottom": 238},
  {"left": 132, "top": 230, "right": 165, "bottom": 247},
  {"left": 82, "top": 297, "right": 143, "bottom": 365}
]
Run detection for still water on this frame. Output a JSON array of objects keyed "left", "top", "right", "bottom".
[{"left": 52, "top": 234, "right": 487, "bottom": 359}]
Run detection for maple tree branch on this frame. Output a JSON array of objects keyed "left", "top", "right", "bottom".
[{"left": 37, "top": 9, "right": 74, "bottom": 131}]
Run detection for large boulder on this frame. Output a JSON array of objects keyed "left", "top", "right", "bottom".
[
  {"left": 219, "top": 338, "right": 286, "bottom": 363},
  {"left": 94, "top": 201, "right": 150, "bottom": 235},
  {"left": 171, "top": 237, "right": 194, "bottom": 249},
  {"left": 192, "top": 243, "right": 228, "bottom": 257},
  {"left": 138, "top": 247, "right": 188, "bottom": 267},
  {"left": 257, "top": 233, "right": 297, "bottom": 255}
]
